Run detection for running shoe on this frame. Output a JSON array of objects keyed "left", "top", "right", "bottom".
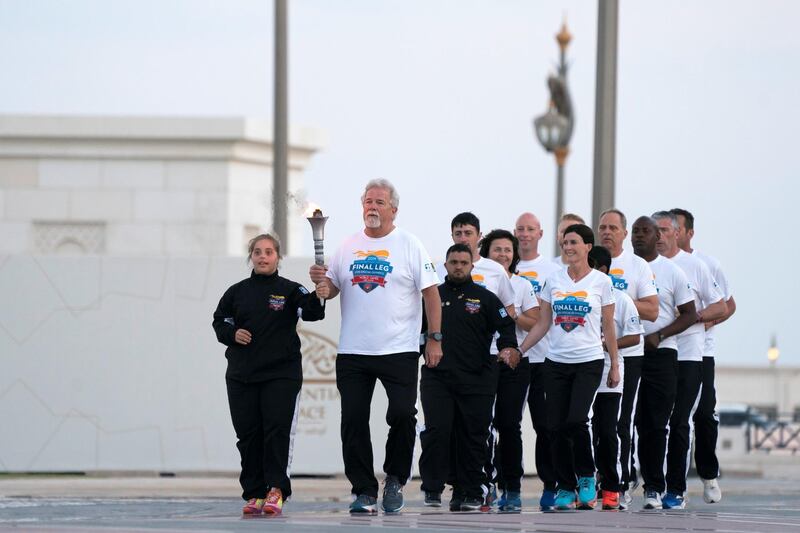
[
  {"left": 601, "top": 490, "right": 620, "bottom": 510},
  {"left": 423, "top": 491, "right": 442, "bottom": 507},
  {"left": 381, "top": 475, "right": 403, "bottom": 513},
  {"left": 577, "top": 476, "right": 597, "bottom": 510},
  {"left": 554, "top": 489, "right": 577, "bottom": 510},
  {"left": 349, "top": 494, "right": 378, "bottom": 514},
  {"left": 499, "top": 491, "right": 521, "bottom": 512},
  {"left": 619, "top": 490, "right": 632, "bottom": 510},
  {"left": 643, "top": 490, "right": 662, "bottom": 510},
  {"left": 702, "top": 478, "right": 722, "bottom": 503},
  {"left": 262, "top": 487, "right": 283, "bottom": 515},
  {"left": 242, "top": 497, "right": 265, "bottom": 515},
  {"left": 460, "top": 496, "right": 484, "bottom": 512},
  {"left": 449, "top": 487, "right": 465, "bottom": 512},
  {"left": 539, "top": 489, "right": 557, "bottom": 511},
  {"left": 480, "top": 484, "right": 498, "bottom": 512},
  {"left": 662, "top": 492, "right": 686, "bottom": 509}
]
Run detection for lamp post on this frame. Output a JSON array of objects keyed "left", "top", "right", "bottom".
[{"left": 533, "top": 22, "right": 575, "bottom": 256}]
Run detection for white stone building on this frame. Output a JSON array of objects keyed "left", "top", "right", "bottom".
[{"left": 0, "top": 115, "right": 324, "bottom": 256}]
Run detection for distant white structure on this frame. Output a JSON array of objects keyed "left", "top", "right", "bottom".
[{"left": 0, "top": 115, "right": 324, "bottom": 256}]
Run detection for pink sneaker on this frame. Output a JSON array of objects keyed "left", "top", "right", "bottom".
[
  {"left": 242, "top": 497, "right": 265, "bottom": 515},
  {"left": 262, "top": 488, "right": 284, "bottom": 515}
]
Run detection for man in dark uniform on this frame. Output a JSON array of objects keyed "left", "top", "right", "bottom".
[{"left": 418, "top": 243, "right": 521, "bottom": 511}]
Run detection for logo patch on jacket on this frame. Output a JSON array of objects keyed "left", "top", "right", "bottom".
[
  {"left": 465, "top": 298, "right": 481, "bottom": 314},
  {"left": 269, "top": 295, "right": 286, "bottom": 311}
]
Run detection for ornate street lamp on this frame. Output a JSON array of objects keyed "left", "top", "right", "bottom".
[{"left": 533, "top": 21, "right": 575, "bottom": 256}]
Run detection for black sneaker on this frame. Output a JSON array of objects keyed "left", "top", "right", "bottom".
[
  {"left": 449, "top": 487, "right": 465, "bottom": 512},
  {"left": 460, "top": 497, "right": 483, "bottom": 512},
  {"left": 381, "top": 475, "right": 404, "bottom": 513},
  {"left": 424, "top": 491, "right": 442, "bottom": 507}
]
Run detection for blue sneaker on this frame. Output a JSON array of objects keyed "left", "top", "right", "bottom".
[
  {"left": 662, "top": 492, "right": 686, "bottom": 509},
  {"left": 539, "top": 489, "right": 557, "bottom": 511},
  {"left": 499, "top": 491, "right": 521, "bottom": 512},
  {"left": 577, "top": 476, "right": 597, "bottom": 510},
  {"left": 349, "top": 493, "right": 377, "bottom": 514},
  {"left": 554, "top": 489, "right": 576, "bottom": 510}
]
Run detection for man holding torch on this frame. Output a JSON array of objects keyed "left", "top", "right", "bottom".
[{"left": 309, "top": 178, "right": 442, "bottom": 514}]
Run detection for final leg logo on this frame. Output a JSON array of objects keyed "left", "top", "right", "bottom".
[
  {"left": 552, "top": 291, "right": 592, "bottom": 332},
  {"left": 350, "top": 250, "right": 394, "bottom": 293}
]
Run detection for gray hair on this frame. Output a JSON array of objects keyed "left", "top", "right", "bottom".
[
  {"left": 362, "top": 178, "right": 399, "bottom": 209},
  {"left": 599, "top": 208, "right": 627, "bottom": 229},
  {"left": 651, "top": 210, "right": 678, "bottom": 230}
]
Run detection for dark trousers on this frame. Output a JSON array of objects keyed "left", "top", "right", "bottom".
[
  {"left": 226, "top": 377, "right": 301, "bottom": 500},
  {"left": 336, "top": 352, "right": 419, "bottom": 497},
  {"left": 593, "top": 392, "right": 623, "bottom": 492},
  {"left": 528, "top": 361, "right": 557, "bottom": 491},
  {"left": 666, "top": 360, "right": 703, "bottom": 494},
  {"left": 420, "top": 368, "right": 494, "bottom": 499},
  {"left": 618, "top": 355, "right": 643, "bottom": 491},
  {"left": 544, "top": 358, "right": 604, "bottom": 492},
  {"left": 693, "top": 356, "right": 720, "bottom": 480},
  {"left": 494, "top": 357, "right": 531, "bottom": 493},
  {"left": 636, "top": 348, "right": 678, "bottom": 494}
]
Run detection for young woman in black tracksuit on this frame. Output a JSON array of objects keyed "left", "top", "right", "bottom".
[{"left": 213, "top": 234, "right": 327, "bottom": 516}]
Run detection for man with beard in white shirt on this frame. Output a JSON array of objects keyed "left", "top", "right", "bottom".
[
  {"left": 597, "top": 208, "right": 659, "bottom": 503},
  {"left": 309, "top": 179, "right": 442, "bottom": 514},
  {"left": 652, "top": 211, "right": 726, "bottom": 509},
  {"left": 438, "top": 212, "right": 515, "bottom": 511},
  {"left": 514, "top": 211, "right": 562, "bottom": 510},
  {"left": 670, "top": 208, "right": 736, "bottom": 504},
  {"left": 630, "top": 216, "right": 696, "bottom": 510}
]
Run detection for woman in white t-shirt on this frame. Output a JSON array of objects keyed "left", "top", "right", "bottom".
[
  {"left": 519, "top": 224, "right": 620, "bottom": 511},
  {"left": 479, "top": 229, "right": 539, "bottom": 511}
]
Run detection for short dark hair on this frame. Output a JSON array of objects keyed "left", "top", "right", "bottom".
[
  {"left": 563, "top": 223, "right": 594, "bottom": 246},
  {"left": 588, "top": 245, "right": 612, "bottom": 271},
  {"left": 451, "top": 212, "right": 480, "bottom": 232},
  {"left": 479, "top": 229, "right": 520, "bottom": 274},
  {"left": 446, "top": 243, "right": 472, "bottom": 259},
  {"left": 670, "top": 208, "right": 694, "bottom": 230}
]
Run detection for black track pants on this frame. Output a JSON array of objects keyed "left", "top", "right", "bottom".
[
  {"left": 226, "top": 377, "right": 301, "bottom": 500},
  {"left": 336, "top": 352, "right": 419, "bottom": 498}
]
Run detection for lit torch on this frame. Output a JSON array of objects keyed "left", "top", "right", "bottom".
[{"left": 306, "top": 205, "right": 328, "bottom": 304}]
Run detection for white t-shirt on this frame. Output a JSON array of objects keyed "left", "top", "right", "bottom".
[
  {"left": 598, "top": 288, "right": 644, "bottom": 394},
  {"left": 510, "top": 274, "right": 539, "bottom": 348},
  {"left": 540, "top": 268, "right": 615, "bottom": 364},
  {"left": 327, "top": 227, "right": 439, "bottom": 355},
  {"left": 692, "top": 249, "right": 732, "bottom": 358},
  {"left": 609, "top": 248, "right": 658, "bottom": 303},
  {"left": 669, "top": 249, "right": 724, "bottom": 362},
  {"left": 517, "top": 255, "right": 562, "bottom": 362},
  {"left": 644, "top": 255, "right": 694, "bottom": 351}
]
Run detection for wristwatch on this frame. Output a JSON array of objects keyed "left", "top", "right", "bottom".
[
  {"left": 427, "top": 332, "right": 443, "bottom": 342},
  {"left": 657, "top": 331, "right": 664, "bottom": 343}
]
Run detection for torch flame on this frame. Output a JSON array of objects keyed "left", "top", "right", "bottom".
[{"left": 304, "top": 202, "right": 323, "bottom": 218}]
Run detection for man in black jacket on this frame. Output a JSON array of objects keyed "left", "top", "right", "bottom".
[{"left": 419, "top": 243, "right": 521, "bottom": 511}]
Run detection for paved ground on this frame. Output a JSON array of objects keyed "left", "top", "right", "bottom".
[{"left": 1, "top": 475, "right": 799, "bottom": 532}]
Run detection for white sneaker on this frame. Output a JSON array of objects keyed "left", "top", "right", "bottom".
[
  {"left": 643, "top": 490, "right": 662, "bottom": 510},
  {"left": 619, "top": 490, "right": 632, "bottom": 510},
  {"left": 702, "top": 478, "right": 722, "bottom": 503}
]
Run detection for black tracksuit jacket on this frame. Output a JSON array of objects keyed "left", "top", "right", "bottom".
[
  {"left": 430, "top": 276, "right": 518, "bottom": 393},
  {"left": 212, "top": 270, "right": 325, "bottom": 383}
]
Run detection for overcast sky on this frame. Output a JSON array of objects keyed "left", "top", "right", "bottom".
[{"left": 0, "top": 0, "right": 795, "bottom": 366}]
